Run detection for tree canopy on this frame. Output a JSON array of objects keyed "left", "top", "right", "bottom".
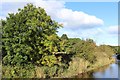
[{"left": 2, "top": 4, "right": 62, "bottom": 66}]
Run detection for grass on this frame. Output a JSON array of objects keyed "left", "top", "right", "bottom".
[
  {"left": 2, "top": 56, "right": 115, "bottom": 78},
  {"left": 58, "top": 55, "right": 115, "bottom": 78}
]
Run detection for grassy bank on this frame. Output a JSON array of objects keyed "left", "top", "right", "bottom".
[
  {"left": 2, "top": 56, "right": 115, "bottom": 78},
  {"left": 58, "top": 56, "right": 115, "bottom": 78}
]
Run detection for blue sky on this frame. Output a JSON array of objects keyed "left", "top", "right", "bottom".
[
  {"left": 63, "top": 2, "right": 118, "bottom": 46},
  {"left": 65, "top": 2, "right": 118, "bottom": 26},
  {"left": 0, "top": 1, "right": 118, "bottom": 46}
]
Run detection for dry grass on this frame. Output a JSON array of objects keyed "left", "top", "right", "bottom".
[
  {"left": 35, "top": 66, "right": 45, "bottom": 78},
  {"left": 0, "top": 63, "right": 1, "bottom": 79},
  {"left": 60, "top": 57, "right": 91, "bottom": 78},
  {"left": 59, "top": 51, "right": 115, "bottom": 78}
]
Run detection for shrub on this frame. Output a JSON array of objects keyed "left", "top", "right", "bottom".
[{"left": 2, "top": 63, "right": 35, "bottom": 78}]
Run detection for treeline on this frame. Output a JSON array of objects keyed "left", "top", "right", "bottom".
[
  {"left": 110, "top": 46, "right": 120, "bottom": 54},
  {"left": 1, "top": 4, "right": 117, "bottom": 78}
]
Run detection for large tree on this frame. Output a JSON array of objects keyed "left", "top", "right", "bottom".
[{"left": 2, "top": 4, "right": 62, "bottom": 66}]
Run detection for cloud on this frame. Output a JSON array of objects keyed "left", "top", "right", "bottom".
[
  {"left": 1, "top": 2, "right": 33, "bottom": 20},
  {"left": 1, "top": 1, "right": 104, "bottom": 30},
  {"left": 35, "top": 0, "right": 65, "bottom": 20},
  {"left": 57, "top": 9, "right": 104, "bottom": 29},
  {"left": 58, "top": 27, "right": 104, "bottom": 39},
  {"left": 35, "top": 0, "right": 104, "bottom": 30},
  {"left": 107, "top": 25, "right": 118, "bottom": 34}
]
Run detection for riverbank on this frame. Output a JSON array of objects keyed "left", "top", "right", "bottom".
[
  {"left": 59, "top": 57, "right": 115, "bottom": 78},
  {"left": 2, "top": 56, "right": 115, "bottom": 78},
  {"left": 75, "top": 62, "right": 113, "bottom": 78},
  {"left": 76, "top": 62, "right": 118, "bottom": 78}
]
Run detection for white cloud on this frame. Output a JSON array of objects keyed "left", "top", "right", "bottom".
[
  {"left": 35, "top": 0, "right": 104, "bottom": 30},
  {"left": 107, "top": 25, "right": 118, "bottom": 34},
  {"left": 35, "top": 0, "right": 65, "bottom": 20},
  {"left": 57, "top": 9, "right": 104, "bottom": 29},
  {"left": 1, "top": 1, "right": 104, "bottom": 29},
  {"left": 1, "top": 2, "right": 30, "bottom": 20}
]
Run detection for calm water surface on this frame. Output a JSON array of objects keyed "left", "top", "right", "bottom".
[
  {"left": 76, "top": 62, "right": 120, "bottom": 79},
  {"left": 93, "top": 63, "right": 119, "bottom": 78}
]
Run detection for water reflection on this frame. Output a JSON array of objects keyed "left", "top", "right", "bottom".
[
  {"left": 118, "top": 62, "right": 120, "bottom": 79},
  {"left": 93, "top": 63, "right": 118, "bottom": 78},
  {"left": 76, "top": 62, "right": 119, "bottom": 79}
]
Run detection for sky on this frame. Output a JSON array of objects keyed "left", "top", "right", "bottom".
[{"left": 0, "top": 0, "right": 119, "bottom": 46}]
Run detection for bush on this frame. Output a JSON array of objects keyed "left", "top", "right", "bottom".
[
  {"left": 41, "top": 64, "right": 66, "bottom": 78},
  {"left": 2, "top": 64, "right": 35, "bottom": 78}
]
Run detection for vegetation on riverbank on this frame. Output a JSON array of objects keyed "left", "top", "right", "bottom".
[{"left": 1, "top": 4, "right": 118, "bottom": 78}]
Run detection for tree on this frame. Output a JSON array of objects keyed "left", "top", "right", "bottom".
[
  {"left": 2, "top": 3, "right": 62, "bottom": 66},
  {"left": 118, "top": 46, "right": 120, "bottom": 53},
  {"left": 99, "top": 45, "right": 114, "bottom": 57},
  {"left": 0, "top": 20, "right": 2, "bottom": 62},
  {"left": 61, "top": 34, "right": 68, "bottom": 40}
]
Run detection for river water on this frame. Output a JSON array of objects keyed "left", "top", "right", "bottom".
[
  {"left": 76, "top": 61, "right": 120, "bottom": 79},
  {"left": 93, "top": 63, "right": 119, "bottom": 78}
]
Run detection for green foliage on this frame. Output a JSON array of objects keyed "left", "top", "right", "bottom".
[
  {"left": 61, "top": 38, "right": 97, "bottom": 63},
  {"left": 61, "top": 34, "right": 68, "bottom": 40},
  {"left": 44, "top": 34, "right": 61, "bottom": 53},
  {"left": 41, "top": 55, "right": 57, "bottom": 67},
  {"left": 110, "top": 46, "right": 120, "bottom": 54},
  {"left": 42, "top": 66, "right": 58, "bottom": 78},
  {"left": 2, "top": 64, "right": 35, "bottom": 78},
  {"left": 118, "top": 46, "right": 120, "bottom": 53},
  {"left": 78, "top": 39, "right": 97, "bottom": 63},
  {"left": 2, "top": 3, "right": 62, "bottom": 66},
  {"left": 67, "top": 38, "right": 83, "bottom": 54},
  {"left": 41, "top": 65, "right": 65, "bottom": 78},
  {"left": 98, "top": 45, "right": 114, "bottom": 57}
]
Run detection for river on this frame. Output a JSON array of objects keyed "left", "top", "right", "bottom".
[
  {"left": 75, "top": 61, "right": 120, "bottom": 79},
  {"left": 93, "top": 63, "right": 119, "bottom": 78}
]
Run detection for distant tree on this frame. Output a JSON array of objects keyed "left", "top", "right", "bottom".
[
  {"left": 118, "top": 46, "right": 120, "bottom": 54},
  {"left": 99, "top": 45, "right": 114, "bottom": 57},
  {"left": 78, "top": 40, "right": 97, "bottom": 63},
  {"left": 61, "top": 34, "right": 68, "bottom": 40}
]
